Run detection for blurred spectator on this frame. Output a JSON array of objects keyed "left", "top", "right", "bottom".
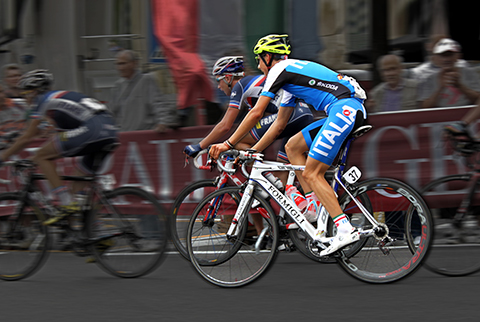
[
  {"left": 408, "top": 34, "right": 470, "bottom": 86},
  {"left": 2, "top": 64, "right": 23, "bottom": 99},
  {"left": 418, "top": 38, "right": 480, "bottom": 108},
  {"left": 107, "top": 50, "right": 178, "bottom": 132},
  {"left": 367, "top": 54, "right": 419, "bottom": 113},
  {"left": 0, "top": 84, "right": 27, "bottom": 137}
]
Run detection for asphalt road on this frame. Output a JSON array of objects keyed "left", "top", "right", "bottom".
[{"left": 1, "top": 249, "right": 478, "bottom": 322}]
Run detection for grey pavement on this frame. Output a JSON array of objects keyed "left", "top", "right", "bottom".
[{"left": 0, "top": 250, "right": 478, "bottom": 322}]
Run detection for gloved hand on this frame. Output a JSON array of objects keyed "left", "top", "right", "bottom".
[
  {"left": 183, "top": 143, "right": 202, "bottom": 158},
  {"left": 444, "top": 121, "right": 467, "bottom": 135},
  {"left": 444, "top": 122, "right": 471, "bottom": 140}
]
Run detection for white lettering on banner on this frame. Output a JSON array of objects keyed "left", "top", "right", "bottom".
[
  {"left": 150, "top": 139, "right": 177, "bottom": 199},
  {"left": 421, "top": 123, "right": 466, "bottom": 180},
  {"left": 362, "top": 121, "right": 468, "bottom": 190},
  {"left": 121, "top": 142, "right": 155, "bottom": 193}
]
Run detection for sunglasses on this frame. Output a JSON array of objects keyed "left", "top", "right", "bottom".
[
  {"left": 216, "top": 76, "right": 226, "bottom": 82},
  {"left": 255, "top": 54, "right": 266, "bottom": 64}
]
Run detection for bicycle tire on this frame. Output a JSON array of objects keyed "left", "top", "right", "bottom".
[
  {"left": 420, "top": 174, "right": 480, "bottom": 276},
  {"left": 187, "top": 186, "right": 279, "bottom": 287},
  {"left": 0, "top": 192, "right": 51, "bottom": 281},
  {"left": 336, "top": 178, "right": 432, "bottom": 283},
  {"left": 170, "top": 179, "right": 217, "bottom": 260},
  {"left": 87, "top": 187, "right": 168, "bottom": 278}
]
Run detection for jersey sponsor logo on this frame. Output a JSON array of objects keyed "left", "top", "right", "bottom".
[
  {"left": 316, "top": 81, "right": 338, "bottom": 91},
  {"left": 59, "top": 126, "right": 88, "bottom": 141},
  {"left": 337, "top": 74, "right": 344, "bottom": 80},
  {"left": 256, "top": 114, "right": 277, "bottom": 128},
  {"left": 231, "top": 91, "right": 237, "bottom": 98},
  {"left": 309, "top": 79, "right": 316, "bottom": 86}
]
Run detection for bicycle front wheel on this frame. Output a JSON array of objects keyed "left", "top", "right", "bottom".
[
  {"left": 0, "top": 192, "right": 50, "bottom": 281},
  {"left": 337, "top": 178, "right": 432, "bottom": 283},
  {"left": 88, "top": 187, "right": 169, "bottom": 278},
  {"left": 421, "top": 174, "right": 480, "bottom": 276},
  {"left": 170, "top": 179, "right": 217, "bottom": 260},
  {"left": 187, "top": 186, "right": 279, "bottom": 287}
]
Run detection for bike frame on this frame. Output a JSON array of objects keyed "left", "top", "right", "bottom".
[
  {"left": 224, "top": 137, "right": 381, "bottom": 247},
  {"left": 2, "top": 162, "right": 123, "bottom": 246}
]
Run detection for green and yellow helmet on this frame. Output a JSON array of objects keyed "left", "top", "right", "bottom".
[{"left": 253, "top": 34, "right": 291, "bottom": 55}]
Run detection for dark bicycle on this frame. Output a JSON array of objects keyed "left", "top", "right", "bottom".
[
  {"left": 0, "top": 152, "right": 168, "bottom": 281},
  {"left": 421, "top": 133, "right": 480, "bottom": 276}
]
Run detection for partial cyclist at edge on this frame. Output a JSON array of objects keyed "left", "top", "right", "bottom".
[
  {"left": 183, "top": 55, "right": 314, "bottom": 234},
  {"left": 0, "top": 69, "right": 119, "bottom": 225},
  {"left": 210, "top": 34, "right": 368, "bottom": 257}
]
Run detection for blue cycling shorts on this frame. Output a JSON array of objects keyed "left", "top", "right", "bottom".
[
  {"left": 301, "top": 98, "right": 366, "bottom": 166},
  {"left": 53, "top": 113, "right": 119, "bottom": 174},
  {"left": 250, "top": 101, "right": 313, "bottom": 162}
]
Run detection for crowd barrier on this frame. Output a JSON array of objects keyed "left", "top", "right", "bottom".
[{"left": 0, "top": 106, "right": 472, "bottom": 208}]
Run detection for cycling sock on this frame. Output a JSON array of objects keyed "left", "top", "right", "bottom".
[
  {"left": 333, "top": 213, "right": 353, "bottom": 234},
  {"left": 52, "top": 185, "right": 73, "bottom": 206}
]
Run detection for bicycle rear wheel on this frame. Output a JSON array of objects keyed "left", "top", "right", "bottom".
[
  {"left": 337, "top": 178, "right": 432, "bottom": 283},
  {"left": 0, "top": 193, "right": 50, "bottom": 281},
  {"left": 88, "top": 187, "right": 168, "bottom": 278},
  {"left": 187, "top": 186, "right": 279, "bottom": 287},
  {"left": 170, "top": 179, "right": 217, "bottom": 260},
  {"left": 421, "top": 174, "right": 480, "bottom": 276}
]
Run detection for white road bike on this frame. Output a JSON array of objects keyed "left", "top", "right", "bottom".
[{"left": 186, "top": 125, "right": 433, "bottom": 287}]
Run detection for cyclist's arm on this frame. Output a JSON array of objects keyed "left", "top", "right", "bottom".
[
  {"left": 199, "top": 107, "right": 240, "bottom": 149},
  {"left": 0, "top": 119, "right": 42, "bottom": 161},
  {"left": 227, "top": 96, "right": 271, "bottom": 145},
  {"left": 252, "top": 106, "right": 294, "bottom": 152},
  {"left": 209, "top": 96, "right": 271, "bottom": 159}
]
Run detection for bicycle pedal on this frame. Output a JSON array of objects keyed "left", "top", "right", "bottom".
[{"left": 377, "top": 239, "right": 391, "bottom": 255}]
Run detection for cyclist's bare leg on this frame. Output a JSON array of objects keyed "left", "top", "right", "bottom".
[
  {"left": 32, "top": 140, "right": 63, "bottom": 189},
  {"left": 302, "top": 158, "right": 342, "bottom": 219},
  {"left": 33, "top": 141, "right": 89, "bottom": 203},
  {"left": 285, "top": 132, "right": 312, "bottom": 192}
]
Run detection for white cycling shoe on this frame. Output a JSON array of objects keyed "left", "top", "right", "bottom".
[{"left": 320, "top": 229, "right": 360, "bottom": 256}]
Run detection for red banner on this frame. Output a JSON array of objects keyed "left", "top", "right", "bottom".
[
  {"left": 0, "top": 106, "right": 473, "bottom": 208},
  {"left": 150, "top": 0, "right": 213, "bottom": 109}
]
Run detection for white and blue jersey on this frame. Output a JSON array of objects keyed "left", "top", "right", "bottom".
[{"left": 260, "top": 59, "right": 367, "bottom": 165}]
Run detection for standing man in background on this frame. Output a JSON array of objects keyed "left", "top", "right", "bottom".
[
  {"left": 367, "top": 54, "right": 419, "bottom": 113},
  {"left": 108, "top": 50, "right": 177, "bottom": 132}
]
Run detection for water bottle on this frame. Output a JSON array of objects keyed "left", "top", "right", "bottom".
[
  {"left": 285, "top": 185, "right": 307, "bottom": 210},
  {"left": 265, "top": 172, "right": 283, "bottom": 190},
  {"left": 72, "top": 192, "right": 86, "bottom": 230},
  {"left": 255, "top": 172, "right": 283, "bottom": 199},
  {"left": 75, "top": 192, "right": 87, "bottom": 207}
]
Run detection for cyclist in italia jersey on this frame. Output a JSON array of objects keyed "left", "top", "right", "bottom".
[
  {"left": 184, "top": 56, "right": 313, "bottom": 236},
  {"left": 0, "top": 69, "right": 118, "bottom": 225},
  {"left": 183, "top": 56, "right": 313, "bottom": 164},
  {"left": 210, "top": 34, "right": 367, "bottom": 256}
]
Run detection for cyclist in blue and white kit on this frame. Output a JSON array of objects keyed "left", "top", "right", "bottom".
[
  {"left": 184, "top": 56, "right": 313, "bottom": 164},
  {"left": 210, "top": 35, "right": 367, "bottom": 256},
  {"left": 185, "top": 56, "right": 313, "bottom": 236},
  {"left": 0, "top": 69, "right": 118, "bottom": 225}
]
